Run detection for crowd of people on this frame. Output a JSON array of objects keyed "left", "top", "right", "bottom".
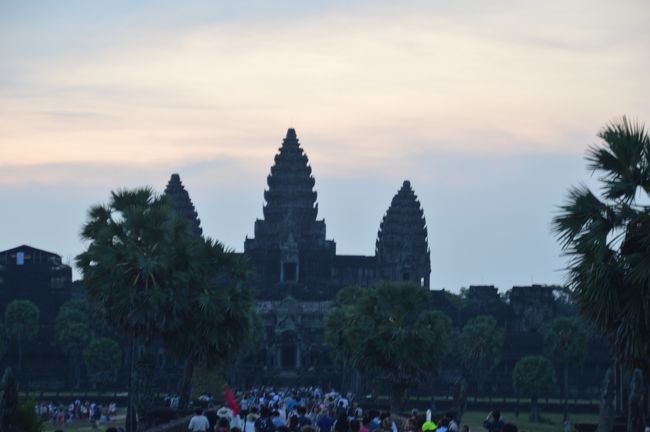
[
  {"left": 186, "top": 387, "right": 520, "bottom": 432},
  {"left": 36, "top": 399, "right": 117, "bottom": 427}
]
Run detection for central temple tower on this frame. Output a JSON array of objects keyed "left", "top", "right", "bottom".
[{"left": 244, "top": 128, "right": 336, "bottom": 300}]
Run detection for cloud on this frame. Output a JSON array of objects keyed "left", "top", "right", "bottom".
[{"left": 2, "top": 0, "right": 648, "bottom": 171}]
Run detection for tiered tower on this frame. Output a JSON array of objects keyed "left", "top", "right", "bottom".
[
  {"left": 245, "top": 129, "right": 336, "bottom": 300},
  {"left": 164, "top": 173, "right": 203, "bottom": 237},
  {"left": 375, "top": 180, "right": 431, "bottom": 288}
]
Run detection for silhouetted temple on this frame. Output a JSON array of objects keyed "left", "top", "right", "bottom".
[
  {"left": 0, "top": 128, "right": 614, "bottom": 398},
  {"left": 164, "top": 173, "right": 203, "bottom": 237},
  {"left": 232, "top": 129, "right": 432, "bottom": 384}
]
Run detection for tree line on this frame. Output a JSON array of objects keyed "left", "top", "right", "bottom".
[
  {"left": 324, "top": 282, "right": 588, "bottom": 423},
  {"left": 0, "top": 297, "right": 123, "bottom": 388}
]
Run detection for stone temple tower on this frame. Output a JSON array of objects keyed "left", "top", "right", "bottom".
[
  {"left": 164, "top": 173, "right": 203, "bottom": 237},
  {"left": 244, "top": 128, "right": 336, "bottom": 300},
  {"left": 375, "top": 180, "right": 431, "bottom": 288}
]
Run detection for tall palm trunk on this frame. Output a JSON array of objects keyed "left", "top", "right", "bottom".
[
  {"left": 563, "top": 363, "right": 569, "bottom": 419},
  {"left": 17, "top": 339, "right": 23, "bottom": 376},
  {"left": 126, "top": 339, "right": 137, "bottom": 432},
  {"left": 74, "top": 356, "right": 82, "bottom": 389},
  {"left": 530, "top": 396, "right": 540, "bottom": 423},
  {"left": 179, "top": 357, "right": 195, "bottom": 408},
  {"left": 390, "top": 382, "right": 407, "bottom": 414}
]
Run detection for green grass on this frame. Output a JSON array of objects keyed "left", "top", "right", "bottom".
[
  {"left": 458, "top": 410, "right": 598, "bottom": 432},
  {"left": 42, "top": 412, "right": 125, "bottom": 432}
]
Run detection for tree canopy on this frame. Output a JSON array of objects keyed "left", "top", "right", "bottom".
[
  {"left": 4, "top": 300, "right": 40, "bottom": 376},
  {"left": 83, "top": 337, "right": 122, "bottom": 387},
  {"left": 76, "top": 187, "right": 257, "bottom": 423},
  {"left": 4, "top": 300, "right": 39, "bottom": 343},
  {"left": 326, "top": 282, "right": 452, "bottom": 412},
  {"left": 553, "top": 116, "right": 650, "bottom": 378},
  {"left": 458, "top": 315, "right": 504, "bottom": 395},
  {"left": 76, "top": 187, "right": 196, "bottom": 341},
  {"left": 544, "top": 317, "right": 588, "bottom": 367},
  {"left": 512, "top": 355, "right": 556, "bottom": 422}
]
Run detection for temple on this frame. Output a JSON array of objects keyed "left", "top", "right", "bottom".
[
  {"left": 164, "top": 173, "right": 203, "bottom": 237},
  {"left": 234, "top": 128, "right": 431, "bottom": 385},
  {"left": 0, "top": 128, "right": 613, "bottom": 397}
]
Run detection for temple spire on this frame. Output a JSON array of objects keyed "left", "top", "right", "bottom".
[
  {"left": 262, "top": 128, "right": 318, "bottom": 230},
  {"left": 164, "top": 173, "right": 203, "bottom": 237},
  {"left": 375, "top": 180, "right": 431, "bottom": 288}
]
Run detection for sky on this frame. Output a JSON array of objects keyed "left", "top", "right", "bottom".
[{"left": 1, "top": 0, "right": 649, "bottom": 291}]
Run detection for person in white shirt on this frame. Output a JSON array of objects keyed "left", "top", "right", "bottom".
[{"left": 188, "top": 409, "right": 210, "bottom": 432}]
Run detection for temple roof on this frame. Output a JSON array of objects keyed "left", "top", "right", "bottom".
[
  {"left": 263, "top": 128, "right": 318, "bottom": 226},
  {"left": 375, "top": 180, "right": 430, "bottom": 268},
  {"left": 164, "top": 173, "right": 203, "bottom": 237}
]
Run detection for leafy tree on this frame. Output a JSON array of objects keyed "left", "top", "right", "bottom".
[
  {"left": 544, "top": 317, "right": 588, "bottom": 418},
  {"left": 161, "top": 238, "right": 256, "bottom": 407},
  {"left": 55, "top": 300, "right": 94, "bottom": 388},
  {"left": 76, "top": 187, "right": 256, "bottom": 426},
  {"left": 83, "top": 337, "right": 122, "bottom": 388},
  {"left": 458, "top": 315, "right": 504, "bottom": 396},
  {"left": 4, "top": 300, "right": 40, "bottom": 376},
  {"left": 553, "top": 117, "right": 650, "bottom": 379},
  {"left": 76, "top": 188, "right": 195, "bottom": 431},
  {"left": 512, "top": 355, "right": 556, "bottom": 423},
  {"left": 326, "top": 282, "right": 452, "bottom": 413}
]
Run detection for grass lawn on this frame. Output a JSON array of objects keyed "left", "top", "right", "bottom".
[
  {"left": 459, "top": 410, "right": 598, "bottom": 432},
  {"left": 42, "top": 412, "right": 125, "bottom": 432}
]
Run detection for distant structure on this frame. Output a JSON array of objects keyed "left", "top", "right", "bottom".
[
  {"left": 234, "top": 128, "right": 431, "bottom": 385},
  {"left": 0, "top": 245, "right": 72, "bottom": 386},
  {"left": 164, "top": 173, "right": 203, "bottom": 237},
  {"left": 0, "top": 128, "right": 612, "bottom": 396},
  {"left": 376, "top": 180, "right": 431, "bottom": 289}
]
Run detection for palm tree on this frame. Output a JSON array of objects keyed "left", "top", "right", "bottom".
[
  {"left": 325, "top": 282, "right": 453, "bottom": 413},
  {"left": 162, "top": 237, "right": 256, "bottom": 408},
  {"left": 544, "top": 317, "right": 588, "bottom": 418},
  {"left": 76, "top": 187, "right": 194, "bottom": 432},
  {"left": 553, "top": 116, "right": 650, "bottom": 379},
  {"left": 77, "top": 187, "right": 258, "bottom": 426}
]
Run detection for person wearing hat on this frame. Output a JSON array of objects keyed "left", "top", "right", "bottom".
[
  {"left": 189, "top": 408, "right": 210, "bottom": 432},
  {"left": 421, "top": 420, "right": 437, "bottom": 432}
]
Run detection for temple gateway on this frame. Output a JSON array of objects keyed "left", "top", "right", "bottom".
[{"left": 164, "top": 128, "right": 431, "bottom": 386}]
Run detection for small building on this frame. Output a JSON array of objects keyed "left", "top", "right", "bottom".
[{"left": 0, "top": 245, "right": 73, "bottom": 388}]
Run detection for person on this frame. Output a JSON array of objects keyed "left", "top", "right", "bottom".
[
  {"left": 189, "top": 409, "right": 211, "bottom": 432},
  {"left": 317, "top": 408, "right": 335, "bottom": 432},
  {"left": 421, "top": 420, "right": 437, "bottom": 432},
  {"left": 333, "top": 411, "right": 349, "bottom": 432},
  {"left": 243, "top": 409, "right": 259, "bottom": 432},
  {"left": 482, "top": 410, "right": 504, "bottom": 432},
  {"left": 562, "top": 415, "right": 571, "bottom": 432},
  {"left": 360, "top": 415, "right": 371, "bottom": 432},
  {"left": 205, "top": 409, "right": 218, "bottom": 432},
  {"left": 350, "top": 419, "right": 360, "bottom": 432},
  {"left": 501, "top": 424, "right": 517, "bottom": 432},
  {"left": 403, "top": 419, "right": 418, "bottom": 432},
  {"left": 460, "top": 426, "right": 469, "bottom": 432},
  {"left": 255, "top": 406, "right": 275, "bottom": 432},
  {"left": 447, "top": 411, "right": 458, "bottom": 432},
  {"left": 297, "top": 407, "right": 313, "bottom": 430},
  {"left": 272, "top": 411, "right": 286, "bottom": 428},
  {"left": 217, "top": 418, "right": 231, "bottom": 432}
]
